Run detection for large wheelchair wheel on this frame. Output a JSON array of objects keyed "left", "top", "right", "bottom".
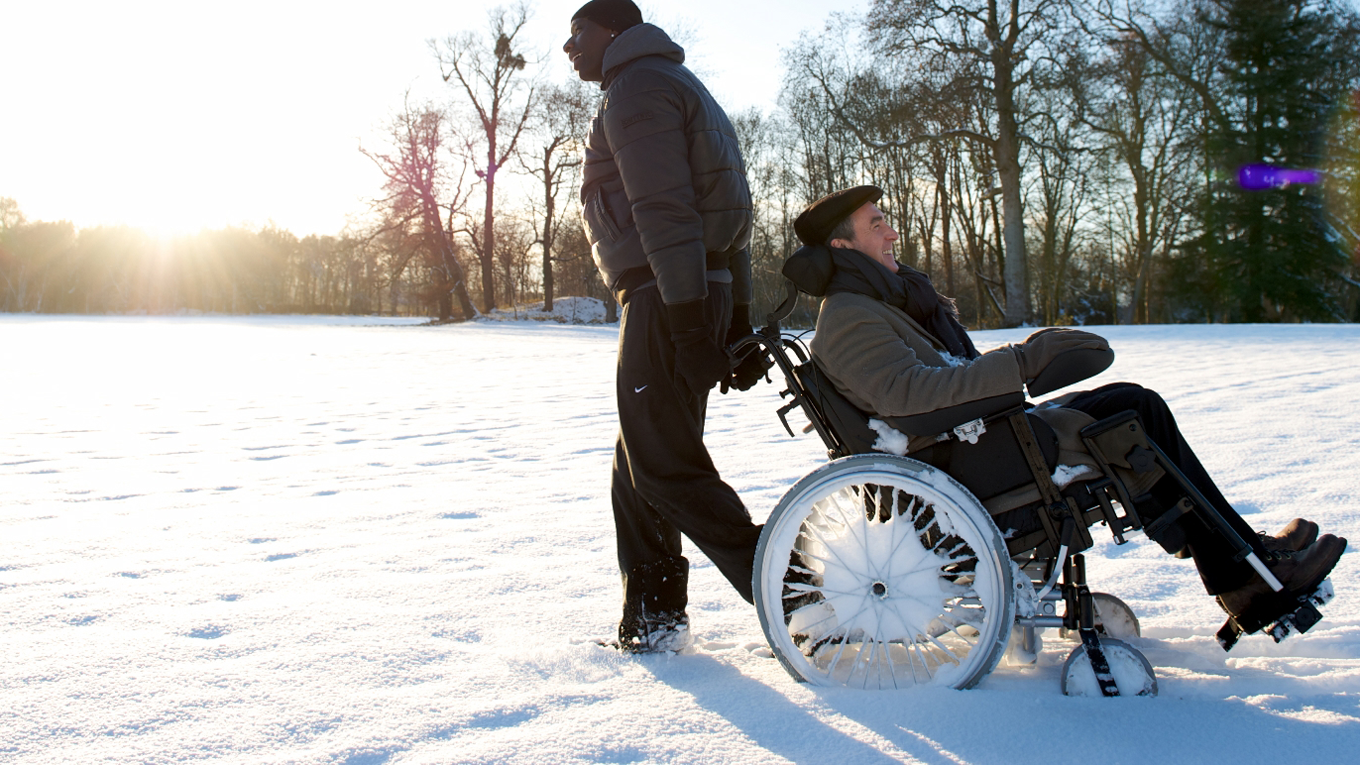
[{"left": 755, "top": 455, "right": 1015, "bottom": 690}]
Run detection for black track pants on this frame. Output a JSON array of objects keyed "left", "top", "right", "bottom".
[
  {"left": 611, "top": 284, "right": 762, "bottom": 607},
  {"left": 1062, "top": 382, "right": 1267, "bottom": 594}
]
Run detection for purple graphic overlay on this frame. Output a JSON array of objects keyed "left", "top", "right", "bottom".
[{"left": 1238, "top": 164, "right": 1321, "bottom": 191}]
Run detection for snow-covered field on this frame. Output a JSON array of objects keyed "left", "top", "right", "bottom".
[{"left": 3, "top": 314, "right": 1359, "bottom": 764}]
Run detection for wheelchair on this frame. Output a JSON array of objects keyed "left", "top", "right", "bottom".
[{"left": 732, "top": 275, "right": 1336, "bottom": 697}]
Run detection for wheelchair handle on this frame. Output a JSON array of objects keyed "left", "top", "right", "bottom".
[{"left": 765, "top": 279, "right": 799, "bottom": 328}]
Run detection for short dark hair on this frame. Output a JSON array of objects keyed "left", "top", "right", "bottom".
[{"left": 826, "top": 215, "right": 858, "bottom": 245}]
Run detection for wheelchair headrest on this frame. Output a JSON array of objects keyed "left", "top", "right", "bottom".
[{"left": 782, "top": 245, "right": 835, "bottom": 297}]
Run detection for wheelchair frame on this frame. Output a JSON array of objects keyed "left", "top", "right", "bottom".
[{"left": 735, "top": 280, "right": 1330, "bottom": 694}]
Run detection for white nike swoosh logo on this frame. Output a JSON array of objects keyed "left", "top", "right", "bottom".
[{"left": 634, "top": 385, "right": 648, "bottom": 393}]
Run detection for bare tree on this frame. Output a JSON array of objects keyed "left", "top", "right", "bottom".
[
  {"left": 909, "top": 80, "right": 977, "bottom": 300},
  {"left": 433, "top": 2, "right": 537, "bottom": 313},
  {"left": 866, "top": 0, "right": 1076, "bottom": 325},
  {"left": 951, "top": 145, "right": 1006, "bottom": 325},
  {"left": 361, "top": 98, "right": 478, "bottom": 321},
  {"left": 495, "top": 217, "right": 537, "bottom": 311},
  {"left": 1071, "top": 30, "right": 1198, "bottom": 323},
  {"left": 518, "top": 79, "right": 593, "bottom": 312},
  {"left": 0, "top": 197, "right": 28, "bottom": 311},
  {"left": 1026, "top": 94, "right": 1097, "bottom": 325}
]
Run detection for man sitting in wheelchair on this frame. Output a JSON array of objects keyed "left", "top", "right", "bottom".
[{"left": 789, "top": 184, "right": 1345, "bottom": 645}]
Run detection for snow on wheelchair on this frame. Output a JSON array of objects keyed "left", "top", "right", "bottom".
[{"left": 731, "top": 274, "right": 1337, "bottom": 698}]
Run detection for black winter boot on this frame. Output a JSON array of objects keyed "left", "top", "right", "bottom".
[{"left": 618, "top": 557, "right": 692, "bottom": 653}]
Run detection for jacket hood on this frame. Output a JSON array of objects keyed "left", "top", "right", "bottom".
[{"left": 600, "top": 23, "right": 685, "bottom": 88}]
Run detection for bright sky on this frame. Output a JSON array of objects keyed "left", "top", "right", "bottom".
[{"left": 0, "top": 0, "right": 863, "bottom": 238}]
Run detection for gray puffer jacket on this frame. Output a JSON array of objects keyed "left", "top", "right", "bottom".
[{"left": 579, "top": 24, "right": 753, "bottom": 307}]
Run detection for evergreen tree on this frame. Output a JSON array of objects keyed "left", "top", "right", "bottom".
[{"left": 1202, "top": 0, "right": 1356, "bottom": 321}]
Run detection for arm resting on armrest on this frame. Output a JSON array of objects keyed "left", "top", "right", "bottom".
[
  {"left": 882, "top": 392, "right": 1027, "bottom": 437},
  {"left": 1026, "top": 347, "right": 1115, "bottom": 398}
]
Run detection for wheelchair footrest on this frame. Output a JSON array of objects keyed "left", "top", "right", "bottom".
[{"left": 1216, "top": 579, "right": 1334, "bottom": 651}]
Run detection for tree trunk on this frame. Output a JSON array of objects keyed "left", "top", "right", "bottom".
[
  {"left": 991, "top": 10, "right": 1030, "bottom": 327},
  {"left": 542, "top": 149, "right": 556, "bottom": 313},
  {"left": 481, "top": 143, "right": 497, "bottom": 313},
  {"left": 939, "top": 160, "right": 955, "bottom": 299},
  {"left": 995, "top": 110, "right": 1029, "bottom": 326},
  {"left": 446, "top": 244, "right": 477, "bottom": 320}
]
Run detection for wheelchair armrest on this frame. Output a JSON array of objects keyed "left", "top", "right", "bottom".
[
  {"left": 882, "top": 392, "right": 1027, "bottom": 437},
  {"left": 1026, "top": 347, "right": 1115, "bottom": 398}
]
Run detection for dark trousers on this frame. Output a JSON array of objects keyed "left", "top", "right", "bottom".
[
  {"left": 611, "top": 284, "right": 762, "bottom": 615},
  {"left": 1062, "top": 383, "right": 1267, "bottom": 594}
]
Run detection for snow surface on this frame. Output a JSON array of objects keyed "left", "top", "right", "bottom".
[{"left": 3, "top": 314, "right": 1360, "bottom": 764}]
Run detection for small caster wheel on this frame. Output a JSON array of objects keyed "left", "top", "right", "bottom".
[
  {"left": 1059, "top": 592, "right": 1141, "bottom": 640},
  {"left": 1060, "top": 638, "right": 1157, "bottom": 697}
]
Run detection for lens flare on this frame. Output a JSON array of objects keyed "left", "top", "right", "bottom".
[{"left": 1237, "top": 164, "right": 1321, "bottom": 191}]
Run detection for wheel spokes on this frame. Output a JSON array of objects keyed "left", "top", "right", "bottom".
[
  {"left": 762, "top": 463, "right": 1010, "bottom": 690},
  {"left": 784, "top": 484, "right": 991, "bottom": 686}
]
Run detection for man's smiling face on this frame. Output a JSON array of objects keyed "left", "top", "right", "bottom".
[
  {"left": 831, "top": 202, "right": 900, "bottom": 273},
  {"left": 562, "top": 17, "right": 614, "bottom": 83}
]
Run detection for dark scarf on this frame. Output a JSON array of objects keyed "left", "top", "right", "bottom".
[{"left": 825, "top": 247, "right": 980, "bottom": 360}]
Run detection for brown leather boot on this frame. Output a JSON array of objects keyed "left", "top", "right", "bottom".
[
  {"left": 1218, "top": 534, "right": 1346, "bottom": 619},
  {"left": 1258, "top": 518, "right": 1319, "bottom": 553}
]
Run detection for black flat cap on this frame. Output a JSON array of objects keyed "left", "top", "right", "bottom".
[
  {"left": 794, "top": 185, "right": 883, "bottom": 246},
  {"left": 572, "top": 0, "right": 643, "bottom": 32}
]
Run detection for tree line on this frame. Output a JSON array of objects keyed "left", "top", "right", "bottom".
[
  {"left": 753, "top": 0, "right": 1360, "bottom": 326},
  {"left": 0, "top": 202, "right": 458, "bottom": 316},
  {"left": 4, "top": 0, "right": 1358, "bottom": 327}
]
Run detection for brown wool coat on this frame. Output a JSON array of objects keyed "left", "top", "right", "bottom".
[{"left": 809, "top": 291, "right": 1133, "bottom": 493}]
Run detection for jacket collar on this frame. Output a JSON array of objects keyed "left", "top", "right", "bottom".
[{"left": 600, "top": 23, "right": 685, "bottom": 89}]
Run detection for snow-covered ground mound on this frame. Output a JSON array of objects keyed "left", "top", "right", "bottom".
[
  {"left": 482, "top": 296, "right": 611, "bottom": 324},
  {"left": 2, "top": 315, "right": 1358, "bottom": 763}
]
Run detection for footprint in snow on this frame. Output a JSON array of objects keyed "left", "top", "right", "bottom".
[{"left": 744, "top": 642, "right": 774, "bottom": 658}]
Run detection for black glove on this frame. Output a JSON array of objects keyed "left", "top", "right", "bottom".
[
  {"left": 668, "top": 299, "right": 731, "bottom": 396},
  {"left": 721, "top": 304, "right": 772, "bottom": 394},
  {"left": 1014, "top": 328, "right": 1109, "bottom": 382}
]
